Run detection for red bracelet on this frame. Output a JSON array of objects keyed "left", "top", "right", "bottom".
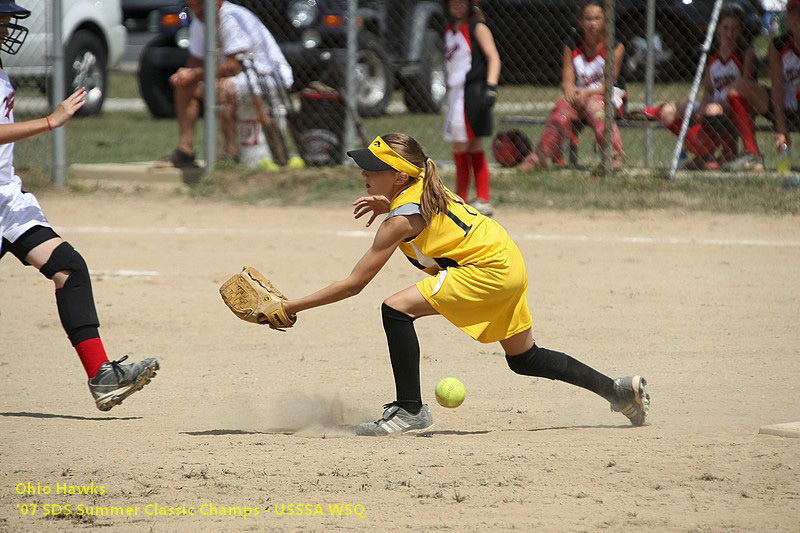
[{"left": 46, "top": 116, "right": 52, "bottom": 130}]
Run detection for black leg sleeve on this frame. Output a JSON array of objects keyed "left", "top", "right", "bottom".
[
  {"left": 40, "top": 242, "right": 100, "bottom": 346},
  {"left": 506, "top": 344, "right": 616, "bottom": 402},
  {"left": 382, "top": 303, "right": 422, "bottom": 413}
]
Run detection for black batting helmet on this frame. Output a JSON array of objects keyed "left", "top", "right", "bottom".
[
  {"left": 492, "top": 130, "right": 532, "bottom": 167},
  {"left": 0, "top": 0, "right": 30, "bottom": 55}
]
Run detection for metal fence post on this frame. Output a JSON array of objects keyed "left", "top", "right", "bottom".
[
  {"left": 668, "top": 0, "right": 723, "bottom": 179},
  {"left": 51, "top": 0, "right": 65, "bottom": 188},
  {"left": 602, "top": 0, "right": 616, "bottom": 175},
  {"left": 203, "top": 0, "right": 217, "bottom": 173},
  {"left": 344, "top": 0, "right": 357, "bottom": 160},
  {"left": 644, "top": 0, "right": 655, "bottom": 168}
]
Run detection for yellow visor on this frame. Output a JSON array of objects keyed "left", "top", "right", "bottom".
[{"left": 346, "top": 136, "right": 424, "bottom": 178}]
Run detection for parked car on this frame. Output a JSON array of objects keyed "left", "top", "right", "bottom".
[
  {"left": 618, "top": 0, "right": 764, "bottom": 80},
  {"left": 483, "top": 0, "right": 764, "bottom": 84},
  {"left": 3, "top": 0, "right": 127, "bottom": 115},
  {"left": 138, "top": 0, "right": 448, "bottom": 118},
  {"left": 122, "top": 0, "right": 181, "bottom": 32}
]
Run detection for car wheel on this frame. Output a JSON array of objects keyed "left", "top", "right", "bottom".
[
  {"left": 403, "top": 29, "right": 446, "bottom": 114},
  {"left": 139, "top": 45, "right": 177, "bottom": 118},
  {"left": 355, "top": 31, "right": 393, "bottom": 117},
  {"left": 64, "top": 31, "right": 107, "bottom": 116},
  {"left": 622, "top": 16, "right": 695, "bottom": 81}
]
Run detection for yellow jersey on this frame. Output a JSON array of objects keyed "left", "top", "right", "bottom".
[{"left": 388, "top": 180, "right": 514, "bottom": 274}]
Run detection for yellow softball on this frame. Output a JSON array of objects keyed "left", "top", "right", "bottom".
[{"left": 435, "top": 377, "right": 466, "bottom": 408}]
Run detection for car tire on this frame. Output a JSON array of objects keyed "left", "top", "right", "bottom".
[
  {"left": 621, "top": 15, "right": 695, "bottom": 81},
  {"left": 403, "top": 29, "right": 446, "bottom": 114},
  {"left": 354, "top": 31, "right": 393, "bottom": 117},
  {"left": 64, "top": 31, "right": 107, "bottom": 116},
  {"left": 138, "top": 38, "right": 188, "bottom": 119}
]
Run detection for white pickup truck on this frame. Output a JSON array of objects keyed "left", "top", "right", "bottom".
[{"left": 3, "top": 0, "right": 127, "bottom": 115}]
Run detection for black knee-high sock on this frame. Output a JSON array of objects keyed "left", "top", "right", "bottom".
[
  {"left": 381, "top": 303, "right": 422, "bottom": 414},
  {"left": 506, "top": 344, "right": 616, "bottom": 402}
]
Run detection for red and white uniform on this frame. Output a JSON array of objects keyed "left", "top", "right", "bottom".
[
  {"left": 0, "top": 70, "right": 19, "bottom": 188},
  {"left": 707, "top": 51, "right": 744, "bottom": 102},
  {"left": 572, "top": 43, "right": 625, "bottom": 110},
  {"left": 443, "top": 21, "right": 473, "bottom": 142},
  {"left": 0, "top": 68, "right": 51, "bottom": 256},
  {"left": 774, "top": 33, "right": 800, "bottom": 111},
  {"left": 572, "top": 43, "right": 606, "bottom": 90},
  {"left": 445, "top": 22, "right": 472, "bottom": 88}
]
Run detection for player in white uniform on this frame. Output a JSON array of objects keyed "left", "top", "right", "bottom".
[
  {"left": 643, "top": 5, "right": 756, "bottom": 170},
  {"left": 521, "top": 0, "right": 625, "bottom": 171},
  {"left": 443, "top": 0, "right": 501, "bottom": 217},
  {"left": 722, "top": 0, "right": 800, "bottom": 171},
  {"left": 0, "top": 0, "right": 159, "bottom": 411},
  {"left": 168, "top": 0, "right": 293, "bottom": 167}
]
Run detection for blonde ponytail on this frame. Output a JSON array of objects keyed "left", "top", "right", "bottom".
[{"left": 419, "top": 158, "right": 450, "bottom": 226}]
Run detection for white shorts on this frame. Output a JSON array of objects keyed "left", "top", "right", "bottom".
[
  {"left": 444, "top": 84, "right": 469, "bottom": 143},
  {"left": 0, "top": 181, "right": 51, "bottom": 256}
]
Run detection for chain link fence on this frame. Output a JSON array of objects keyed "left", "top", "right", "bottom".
[
  {"left": 201, "top": 0, "right": 786, "bottom": 176},
  {"left": 14, "top": 0, "right": 794, "bottom": 183},
  {"left": 470, "top": 0, "right": 778, "bottom": 174}
]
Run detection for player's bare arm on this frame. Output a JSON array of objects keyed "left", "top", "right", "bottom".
[
  {"left": 473, "top": 22, "right": 500, "bottom": 86},
  {"left": 768, "top": 41, "right": 788, "bottom": 146},
  {"left": 743, "top": 47, "right": 757, "bottom": 81},
  {"left": 561, "top": 45, "right": 577, "bottom": 104},
  {"left": 283, "top": 214, "right": 423, "bottom": 315},
  {"left": 170, "top": 54, "right": 242, "bottom": 88},
  {"left": 0, "top": 87, "right": 84, "bottom": 144}
]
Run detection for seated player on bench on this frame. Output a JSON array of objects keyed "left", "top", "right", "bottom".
[
  {"left": 642, "top": 5, "right": 756, "bottom": 171},
  {"left": 721, "top": 0, "right": 800, "bottom": 171},
  {"left": 521, "top": 0, "right": 625, "bottom": 172}
]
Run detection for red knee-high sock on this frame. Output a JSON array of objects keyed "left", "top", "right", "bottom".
[
  {"left": 453, "top": 152, "right": 471, "bottom": 201},
  {"left": 54, "top": 286, "right": 108, "bottom": 378},
  {"left": 75, "top": 338, "right": 108, "bottom": 378},
  {"left": 727, "top": 93, "right": 760, "bottom": 156},
  {"left": 685, "top": 123, "right": 717, "bottom": 157},
  {"left": 470, "top": 151, "right": 490, "bottom": 202}
]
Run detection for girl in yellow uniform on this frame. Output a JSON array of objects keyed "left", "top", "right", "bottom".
[{"left": 282, "top": 133, "right": 649, "bottom": 436}]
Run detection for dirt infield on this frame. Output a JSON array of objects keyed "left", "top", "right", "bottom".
[{"left": 1, "top": 190, "right": 799, "bottom": 532}]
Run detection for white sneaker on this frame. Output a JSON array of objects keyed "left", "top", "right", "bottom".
[
  {"left": 356, "top": 403, "right": 434, "bottom": 436},
  {"left": 468, "top": 198, "right": 496, "bottom": 217},
  {"left": 722, "top": 154, "right": 764, "bottom": 172},
  {"left": 88, "top": 356, "right": 159, "bottom": 411},
  {"left": 610, "top": 375, "right": 650, "bottom": 426}
]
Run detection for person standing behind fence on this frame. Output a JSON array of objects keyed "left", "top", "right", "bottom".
[
  {"left": 0, "top": 1, "right": 159, "bottom": 411},
  {"left": 642, "top": 5, "right": 755, "bottom": 171},
  {"left": 521, "top": 0, "right": 625, "bottom": 172},
  {"left": 722, "top": 0, "right": 800, "bottom": 171},
  {"left": 167, "top": 0, "right": 293, "bottom": 167},
  {"left": 443, "top": 0, "right": 501, "bottom": 217}
]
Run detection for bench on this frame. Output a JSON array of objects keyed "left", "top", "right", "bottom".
[{"left": 500, "top": 113, "right": 779, "bottom": 168}]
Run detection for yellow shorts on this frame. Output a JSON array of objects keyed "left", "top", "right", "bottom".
[{"left": 415, "top": 240, "right": 533, "bottom": 343}]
